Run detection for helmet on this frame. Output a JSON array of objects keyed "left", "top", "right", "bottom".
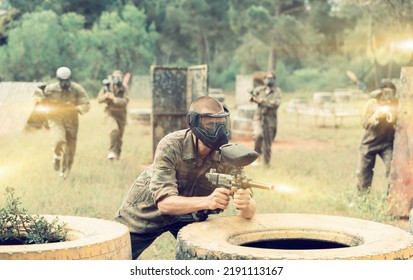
[
  {"left": 56, "top": 67, "right": 71, "bottom": 80},
  {"left": 112, "top": 70, "right": 123, "bottom": 77},
  {"left": 112, "top": 70, "right": 123, "bottom": 86},
  {"left": 187, "top": 106, "right": 231, "bottom": 150},
  {"left": 379, "top": 80, "right": 396, "bottom": 91},
  {"left": 379, "top": 80, "right": 396, "bottom": 102}
]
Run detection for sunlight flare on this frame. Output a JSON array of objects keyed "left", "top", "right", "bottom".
[
  {"left": 34, "top": 104, "right": 52, "bottom": 113},
  {"left": 391, "top": 39, "right": 413, "bottom": 51},
  {"left": 271, "top": 183, "right": 297, "bottom": 194},
  {"left": 0, "top": 164, "right": 12, "bottom": 179}
]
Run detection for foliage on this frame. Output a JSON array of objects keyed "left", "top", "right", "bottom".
[
  {"left": 89, "top": 4, "right": 158, "bottom": 77},
  {"left": 283, "top": 67, "right": 347, "bottom": 92},
  {"left": 6, "top": 0, "right": 115, "bottom": 27},
  {"left": 0, "top": 11, "right": 62, "bottom": 81},
  {"left": 0, "top": 5, "right": 157, "bottom": 92},
  {"left": 0, "top": 187, "right": 67, "bottom": 245}
]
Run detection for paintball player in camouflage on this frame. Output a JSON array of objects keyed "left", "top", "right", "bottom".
[
  {"left": 33, "top": 67, "right": 90, "bottom": 179},
  {"left": 97, "top": 70, "right": 129, "bottom": 160},
  {"left": 354, "top": 80, "right": 398, "bottom": 197},
  {"left": 114, "top": 96, "right": 256, "bottom": 259},
  {"left": 250, "top": 71, "right": 282, "bottom": 167}
]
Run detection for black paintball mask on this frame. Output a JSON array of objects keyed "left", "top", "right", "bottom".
[
  {"left": 380, "top": 88, "right": 396, "bottom": 102},
  {"left": 187, "top": 106, "right": 231, "bottom": 151},
  {"left": 379, "top": 81, "right": 397, "bottom": 103},
  {"left": 264, "top": 75, "right": 276, "bottom": 87},
  {"left": 112, "top": 76, "right": 123, "bottom": 87},
  {"left": 59, "top": 79, "right": 71, "bottom": 90},
  {"left": 112, "top": 70, "right": 124, "bottom": 87}
]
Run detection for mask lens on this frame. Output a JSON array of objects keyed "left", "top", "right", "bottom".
[
  {"left": 382, "top": 88, "right": 394, "bottom": 101},
  {"left": 264, "top": 77, "right": 275, "bottom": 86},
  {"left": 113, "top": 77, "right": 122, "bottom": 85},
  {"left": 200, "top": 115, "right": 229, "bottom": 136},
  {"left": 59, "top": 79, "right": 71, "bottom": 89}
]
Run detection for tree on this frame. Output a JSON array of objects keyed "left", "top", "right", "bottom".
[
  {"left": 337, "top": 0, "right": 413, "bottom": 87},
  {"left": 7, "top": 0, "right": 115, "bottom": 27},
  {"left": 0, "top": 10, "right": 65, "bottom": 80},
  {"left": 229, "top": 0, "right": 322, "bottom": 73},
  {"left": 89, "top": 4, "right": 157, "bottom": 78},
  {"left": 153, "top": 0, "right": 237, "bottom": 67},
  {"left": 0, "top": 5, "right": 157, "bottom": 86}
]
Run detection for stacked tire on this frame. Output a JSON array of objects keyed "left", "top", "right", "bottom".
[{"left": 231, "top": 105, "right": 256, "bottom": 141}]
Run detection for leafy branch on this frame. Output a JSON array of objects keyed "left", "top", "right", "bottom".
[{"left": 0, "top": 187, "right": 67, "bottom": 245}]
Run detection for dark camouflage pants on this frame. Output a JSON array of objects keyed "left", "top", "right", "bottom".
[
  {"left": 355, "top": 144, "right": 393, "bottom": 193},
  {"left": 253, "top": 120, "right": 277, "bottom": 166},
  {"left": 106, "top": 112, "right": 126, "bottom": 158},
  {"left": 129, "top": 221, "right": 190, "bottom": 259},
  {"left": 48, "top": 116, "right": 79, "bottom": 174}
]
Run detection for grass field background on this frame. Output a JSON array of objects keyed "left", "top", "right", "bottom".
[{"left": 0, "top": 92, "right": 401, "bottom": 259}]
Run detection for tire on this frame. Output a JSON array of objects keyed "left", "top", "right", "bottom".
[
  {"left": 0, "top": 215, "right": 131, "bottom": 260},
  {"left": 128, "top": 108, "right": 151, "bottom": 125},
  {"left": 176, "top": 213, "right": 413, "bottom": 260}
]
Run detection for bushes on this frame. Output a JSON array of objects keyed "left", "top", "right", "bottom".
[{"left": 0, "top": 187, "right": 67, "bottom": 245}]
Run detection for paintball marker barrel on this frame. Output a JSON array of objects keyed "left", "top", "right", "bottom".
[
  {"left": 239, "top": 178, "right": 274, "bottom": 191},
  {"left": 248, "top": 88, "right": 258, "bottom": 98}
]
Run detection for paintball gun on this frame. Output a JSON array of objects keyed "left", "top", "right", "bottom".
[
  {"left": 206, "top": 169, "right": 274, "bottom": 191},
  {"left": 101, "top": 78, "right": 115, "bottom": 104},
  {"left": 102, "top": 78, "right": 111, "bottom": 92},
  {"left": 177, "top": 143, "right": 274, "bottom": 222},
  {"left": 375, "top": 105, "right": 396, "bottom": 123},
  {"left": 205, "top": 143, "right": 274, "bottom": 191},
  {"left": 248, "top": 88, "right": 259, "bottom": 102}
]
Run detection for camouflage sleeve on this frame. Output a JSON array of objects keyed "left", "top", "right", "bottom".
[
  {"left": 113, "top": 87, "right": 129, "bottom": 107},
  {"left": 97, "top": 87, "right": 108, "bottom": 103},
  {"left": 361, "top": 99, "right": 378, "bottom": 129},
  {"left": 261, "top": 87, "right": 282, "bottom": 109},
  {"left": 32, "top": 88, "right": 45, "bottom": 103},
  {"left": 149, "top": 136, "right": 180, "bottom": 205}
]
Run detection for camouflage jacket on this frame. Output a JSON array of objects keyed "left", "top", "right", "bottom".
[
  {"left": 359, "top": 98, "right": 398, "bottom": 150},
  {"left": 97, "top": 83, "right": 129, "bottom": 116},
  {"left": 114, "top": 129, "right": 233, "bottom": 234},
  {"left": 251, "top": 85, "right": 282, "bottom": 128},
  {"left": 35, "top": 82, "right": 90, "bottom": 118}
]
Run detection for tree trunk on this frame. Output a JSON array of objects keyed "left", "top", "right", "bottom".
[{"left": 388, "top": 67, "right": 413, "bottom": 217}]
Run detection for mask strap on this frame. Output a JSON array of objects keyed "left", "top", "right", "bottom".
[{"left": 195, "top": 137, "right": 199, "bottom": 163}]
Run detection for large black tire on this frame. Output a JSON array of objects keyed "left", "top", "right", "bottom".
[
  {"left": 0, "top": 215, "right": 131, "bottom": 260},
  {"left": 176, "top": 213, "right": 413, "bottom": 260}
]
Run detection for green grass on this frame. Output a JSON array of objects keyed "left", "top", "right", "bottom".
[{"left": 0, "top": 94, "right": 402, "bottom": 260}]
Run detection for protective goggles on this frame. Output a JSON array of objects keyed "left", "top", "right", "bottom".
[
  {"left": 381, "top": 88, "right": 395, "bottom": 101},
  {"left": 188, "top": 107, "right": 231, "bottom": 136}
]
